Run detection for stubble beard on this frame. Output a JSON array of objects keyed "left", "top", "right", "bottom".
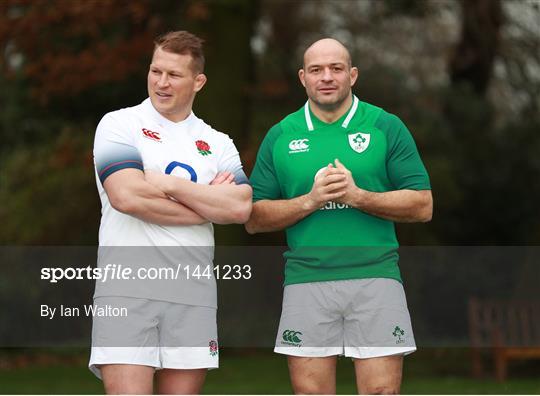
[{"left": 310, "top": 88, "right": 350, "bottom": 113}]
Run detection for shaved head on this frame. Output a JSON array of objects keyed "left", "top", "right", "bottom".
[
  {"left": 298, "top": 37, "right": 358, "bottom": 118},
  {"left": 303, "top": 38, "right": 352, "bottom": 69}
]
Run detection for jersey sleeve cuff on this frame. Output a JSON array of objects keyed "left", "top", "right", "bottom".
[{"left": 98, "top": 160, "right": 144, "bottom": 184}]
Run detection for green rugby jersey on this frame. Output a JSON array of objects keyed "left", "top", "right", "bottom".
[{"left": 250, "top": 96, "right": 431, "bottom": 285}]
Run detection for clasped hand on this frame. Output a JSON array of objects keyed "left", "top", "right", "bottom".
[{"left": 307, "top": 159, "right": 360, "bottom": 209}]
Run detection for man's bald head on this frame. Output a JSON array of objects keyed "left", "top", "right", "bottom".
[
  {"left": 303, "top": 38, "right": 352, "bottom": 69},
  {"left": 298, "top": 37, "right": 358, "bottom": 115}
]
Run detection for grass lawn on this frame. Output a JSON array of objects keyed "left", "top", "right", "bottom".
[{"left": 0, "top": 349, "right": 539, "bottom": 394}]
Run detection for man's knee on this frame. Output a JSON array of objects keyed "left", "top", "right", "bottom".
[
  {"left": 104, "top": 379, "right": 153, "bottom": 395},
  {"left": 104, "top": 382, "right": 148, "bottom": 395},
  {"left": 288, "top": 356, "right": 336, "bottom": 395},
  {"left": 101, "top": 364, "right": 154, "bottom": 395},
  {"left": 291, "top": 380, "right": 334, "bottom": 395},
  {"left": 361, "top": 384, "right": 400, "bottom": 395}
]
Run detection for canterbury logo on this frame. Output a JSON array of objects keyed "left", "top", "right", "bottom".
[
  {"left": 282, "top": 330, "right": 303, "bottom": 344},
  {"left": 288, "top": 139, "right": 309, "bottom": 153},
  {"left": 142, "top": 128, "right": 161, "bottom": 142}
]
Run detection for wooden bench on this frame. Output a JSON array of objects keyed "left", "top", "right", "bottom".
[{"left": 468, "top": 297, "right": 540, "bottom": 381}]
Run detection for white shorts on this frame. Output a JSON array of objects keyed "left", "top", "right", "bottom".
[
  {"left": 274, "top": 278, "right": 416, "bottom": 359},
  {"left": 89, "top": 296, "right": 218, "bottom": 379}
]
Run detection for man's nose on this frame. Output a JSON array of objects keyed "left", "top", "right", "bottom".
[
  {"left": 321, "top": 67, "right": 333, "bottom": 81},
  {"left": 157, "top": 73, "right": 169, "bottom": 87}
]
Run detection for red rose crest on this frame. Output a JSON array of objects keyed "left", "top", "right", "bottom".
[
  {"left": 195, "top": 140, "right": 212, "bottom": 156},
  {"left": 209, "top": 340, "right": 218, "bottom": 356}
]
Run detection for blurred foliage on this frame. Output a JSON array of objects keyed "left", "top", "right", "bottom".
[{"left": 0, "top": 130, "right": 98, "bottom": 244}]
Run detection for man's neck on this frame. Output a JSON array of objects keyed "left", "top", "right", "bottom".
[
  {"left": 160, "top": 109, "right": 191, "bottom": 123},
  {"left": 309, "top": 94, "right": 353, "bottom": 124}
]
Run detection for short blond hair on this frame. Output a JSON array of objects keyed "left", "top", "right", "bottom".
[{"left": 154, "top": 31, "right": 205, "bottom": 73}]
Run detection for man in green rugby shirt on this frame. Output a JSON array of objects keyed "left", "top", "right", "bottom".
[{"left": 246, "top": 38, "right": 432, "bottom": 394}]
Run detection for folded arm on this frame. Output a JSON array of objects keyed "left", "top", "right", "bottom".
[
  {"left": 103, "top": 168, "right": 207, "bottom": 226},
  {"left": 146, "top": 171, "right": 252, "bottom": 225}
]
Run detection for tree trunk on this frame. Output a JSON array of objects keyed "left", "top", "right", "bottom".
[{"left": 449, "top": 0, "right": 502, "bottom": 95}]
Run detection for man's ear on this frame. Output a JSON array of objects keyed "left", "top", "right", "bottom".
[
  {"left": 350, "top": 67, "right": 358, "bottom": 87},
  {"left": 298, "top": 69, "right": 306, "bottom": 87},
  {"left": 194, "top": 73, "right": 207, "bottom": 92}
]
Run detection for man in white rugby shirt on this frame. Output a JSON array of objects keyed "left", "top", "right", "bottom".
[{"left": 90, "top": 31, "right": 252, "bottom": 394}]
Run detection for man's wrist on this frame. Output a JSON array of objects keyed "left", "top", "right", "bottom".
[
  {"left": 163, "top": 175, "right": 186, "bottom": 196},
  {"left": 301, "top": 193, "right": 320, "bottom": 212},
  {"left": 350, "top": 187, "right": 369, "bottom": 209}
]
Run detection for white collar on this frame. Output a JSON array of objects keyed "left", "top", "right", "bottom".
[
  {"left": 142, "top": 98, "right": 196, "bottom": 129},
  {"left": 304, "top": 95, "right": 359, "bottom": 131}
]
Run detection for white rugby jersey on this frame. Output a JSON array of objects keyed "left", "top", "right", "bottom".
[{"left": 93, "top": 98, "right": 248, "bottom": 306}]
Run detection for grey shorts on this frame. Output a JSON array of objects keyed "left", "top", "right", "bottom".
[
  {"left": 89, "top": 296, "right": 218, "bottom": 379},
  {"left": 274, "top": 278, "right": 416, "bottom": 359}
]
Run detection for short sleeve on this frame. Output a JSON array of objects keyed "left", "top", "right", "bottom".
[
  {"left": 93, "top": 112, "right": 143, "bottom": 185},
  {"left": 378, "top": 114, "right": 431, "bottom": 190},
  {"left": 250, "top": 124, "right": 283, "bottom": 202},
  {"left": 217, "top": 136, "right": 249, "bottom": 185}
]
